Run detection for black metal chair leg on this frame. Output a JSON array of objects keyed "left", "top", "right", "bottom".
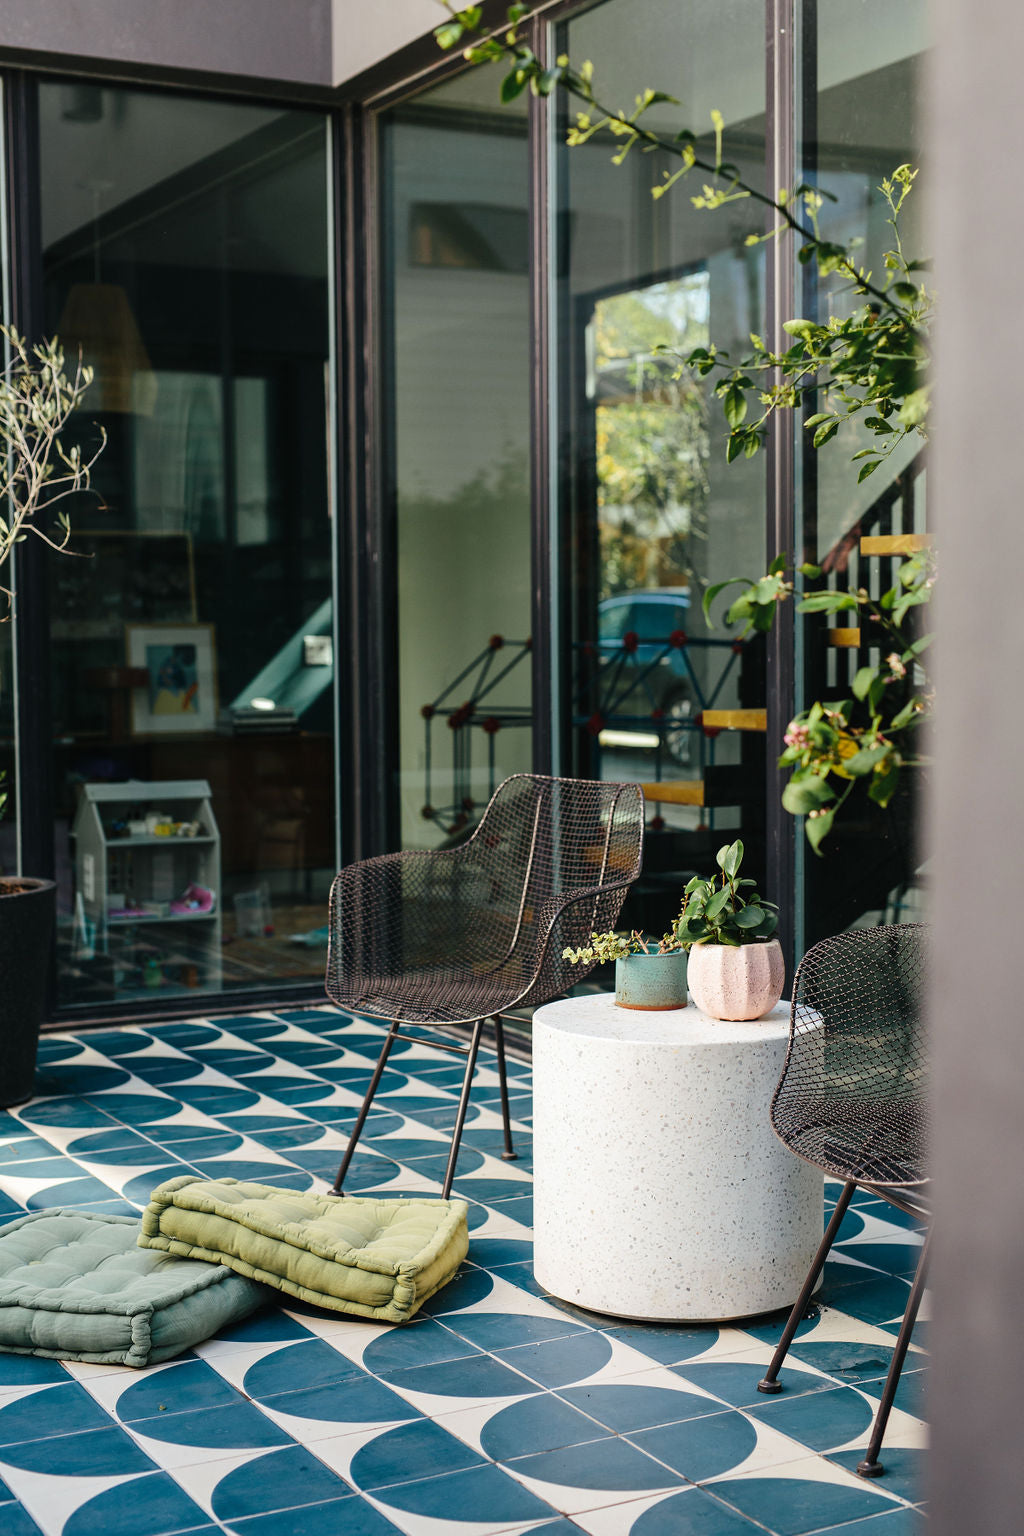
[
  {"left": 493, "top": 1015, "right": 517, "bottom": 1161},
  {"left": 441, "top": 1018, "right": 483, "bottom": 1200},
  {"left": 332, "top": 1020, "right": 400, "bottom": 1195},
  {"left": 758, "top": 1180, "right": 857, "bottom": 1393},
  {"left": 857, "top": 1227, "right": 931, "bottom": 1478}
]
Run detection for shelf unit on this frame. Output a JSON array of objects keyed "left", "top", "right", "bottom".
[{"left": 72, "top": 779, "right": 221, "bottom": 992}]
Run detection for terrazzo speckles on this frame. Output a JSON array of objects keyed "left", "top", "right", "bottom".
[{"left": 0, "top": 1008, "right": 926, "bottom": 1535}]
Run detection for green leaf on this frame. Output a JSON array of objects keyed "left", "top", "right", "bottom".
[
  {"left": 702, "top": 576, "right": 751, "bottom": 622},
  {"left": 500, "top": 68, "right": 529, "bottom": 102},
  {"left": 781, "top": 775, "right": 834, "bottom": 814},
  {"left": 434, "top": 21, "right": 464, "bottom": 47},
  {"left": 805, "top": 807, "right": 835, "bottom": 854},
  {"left": 705, "top": 886, "right": 732, "bottom": 920},
  {"left": 852, "top": 666, "right": 879, "bottom": 701},
  {"left": 803, "top": 413, "right": 832, "bottom": 429},
  {"left": 890, "top": 698, "right": 922, "bottom": 731},
  {"left": 857, "top": 458, "right": 880, "bottom": 482},
  {"left": 783, "top": 319, "right": 815, "bottom": 337},
  {"left": 718, "top": 841, "right": 739, "bottom": 878},
  {"left": 797, "top": 590, "right": 859, "bottom": 614},
  {"left": 722, "top": 385, "right": 747, "bottom": 428},
  {"left": 842, "top": 743, "right": 891, "bottom": 776},
  {"left": 868, "top": 759, "right": 900, "bottom": 806},
  {"left": 812, "top": 420, "right": 839, "bottom": 448},
  {"left": 734, "top": 905, "right": 764, "bottom": 928},
  {"left": 798, "top": 562, "right": 822, "bottom": 579}
]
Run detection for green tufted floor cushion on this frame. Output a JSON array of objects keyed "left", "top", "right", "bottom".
[
  {"left": 139, "top": 1176, "right": 470, "bottom": 1324},
  {"left": 0, "top": 1210, "right": 268, "bottom": 1367}
]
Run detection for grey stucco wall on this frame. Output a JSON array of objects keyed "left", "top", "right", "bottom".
[
  {"left": 928, "top": 3, "right": 1024, "bottom": 1531},
  {"left": 0, "top": 0, "right": 439, "bottom": 90}
]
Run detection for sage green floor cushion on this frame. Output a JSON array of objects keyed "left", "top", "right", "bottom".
[
  {"left": 0, "top": 1210, "right": 268, "bottom": 1367},
  {"left": 139, "top": 1176, "right": 470, "bottom": 1323}
]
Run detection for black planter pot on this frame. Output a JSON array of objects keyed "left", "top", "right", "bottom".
[{"left": 0, "top": 878, "right": 55, "bottom": 1108}]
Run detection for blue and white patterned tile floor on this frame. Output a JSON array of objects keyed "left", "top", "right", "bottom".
[{"left": 0, "top": 1006, "right": 927, "bottom": 1536}]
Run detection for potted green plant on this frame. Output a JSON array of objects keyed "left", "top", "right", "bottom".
[
  {"left": 562, "top": 926, "right": 688, "bottom": 1010},
  {"left": 0, "top": 324, "right": 102, "bottom": 1107},
  {"left": 675, "top": 840, "right": 783, "bottom": 1021}
]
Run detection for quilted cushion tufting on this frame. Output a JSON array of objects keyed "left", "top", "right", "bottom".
[
  {"left": 139, "top": 1176, "right": 469, "bottom": 1323},
  {"left": 0, "top": 1209, "right": 267, "bottom": 1366}
]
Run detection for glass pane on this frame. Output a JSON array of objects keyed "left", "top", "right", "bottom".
[
  {"left": 797, "top": 2, "right": 930, "bottom": 948},
  {"left": 558, "top": 0, "right": 767, "bottom": 935},
  {"left": 39, "top": 84, "right": 334, "bottom": 1009},
  {"left": 382, "top": 67, "right": 531, "bottom": 848}
]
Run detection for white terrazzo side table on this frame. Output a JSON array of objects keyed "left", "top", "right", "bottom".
[{"left": 532, "top": 992, "right": 823, "bottom": 1322}]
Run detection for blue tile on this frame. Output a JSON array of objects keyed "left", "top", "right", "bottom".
[
  {"left": 367, "top": 1462, "right": 554, "bottom": 1523},
  {"left": 446, "top": 1311, "right": 591, "bottom": 1352},
  {"left": 710, "top": 1474, "right": 892, "bottom": 1534},
  {"left": 361, "top": 1317, "right": 485, "bottom": 1373},
  {"left": 35, "top": 1065, "right": 130, "bottom": 1095},
  {"left": 0, "top": 1503, "right": 44, "bottom": 1536},
  {"left": 605, "top": 1322, "right": 721, "bottom": 1365},
  {"left": 0, "top": 1381, "right": 112, "bottom": 1447},
  {"left": 833, "top": 1242, "right": 924, "bottom": 1279},
  {"left": 773, "top": 1339, "right": 898, "bottom": 1386},
  {"left": 493, "top": 1330, "right": 614, "bottom": 1388},
  {"left": 375, "top": 1352, "right": 536, "bottom": 1400},
  {"left": 746, "top": 1383, "right": 876, "bottom": 1452},
  {"left": 0, "top": 1135, "right": 65, "bottom": 1166},
  {"left": 810, "top": 1507, "right": 927, "bottom": 1534},
  {"left": 224, "top": 1500, "right": 378, "bottom": 1536},
  {"left": 243, "top": 1341, "right": 367, "bottom": 1399},
  {"left": 507, "top": 1434, "right": 679, "bottom": 1491},
  {"left": 826, "top": 1446, "right": 926, "bottom": 1503},
  {"left": 629, "top": 1409, "right": 760, "bottom": 1482},
  {"left": 212, "top": 1310, "right": 312, "bottom": 1347},
  {"left": 0, "top": 1355, "right": 69, "bottom": 1388},
  {"left": 63, "top": 1471, "right": 210, "bottom": 1536},
  {"left": 671, "top": 1360, "right": 834, "bottom": 1410},
  {"left": 818, "top": 1276, "right": 915, "bottom": 1328},
  {"left": 115, "top": 1360, "right": 244, "bottom": 1423},
  {"left": 631, "top": 1486, "right": 769, "bottom": 1534},
  {"left": 349, "top": 1420, "right": 486, "bottom": 1491},
  {"left": 254, "top": 1374, "right": 420, "bottom": 1426},
  {"left": 465, "top": 1236, "right": 533, "bottom": 1267},
  {"left": 479, "top": 1393, "right": 616, "bottom": 1460},
  {"left": 561, "top": 1382, "right": 725, "bottom": 1435},
  {"left": 0, "top": 1425, "right": 156, "bottom": 1476},
  {"left": 211, "top": 1445, "right": 354, "bottom": 1519},
  {"left": 18, "top": 1099, "right": 122, "bottom": 1128},
  {"left": 128, "top": 1402, "right": 290, "bottom": 1450},
  {"left": 418, "top": 1265, "right": 493, "bottom": 1313}
]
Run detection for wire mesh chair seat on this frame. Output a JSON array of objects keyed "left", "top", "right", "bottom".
[
  {"left": 778, "top": 1099, "right": 927, "bottom": 1188},
  {"left": 325, "top": 774, "right": 644, "bottom": 1199},
  {"left": 757, "top": 923, "right": 930, "bottom": 1479}
]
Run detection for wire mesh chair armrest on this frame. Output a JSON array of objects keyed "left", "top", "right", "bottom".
[{"left": 508, "top": 875, "right": 639, "bottom": 1007}]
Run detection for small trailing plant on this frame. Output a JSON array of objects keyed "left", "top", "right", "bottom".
[
  {"left": 562, "top": 927, "right": 682, "bottom": 966},
  {"left": 675, "top": 841, "right": 778, "bottom": 947},
  {"left": 434, "top": 4, "right": 931, "bottom": 464},
  {"left": 0, "top": 323, "right": 102, "bottom": 822},
  {"left": 704, "top": 549, "right": 933, "bottom": 852}
]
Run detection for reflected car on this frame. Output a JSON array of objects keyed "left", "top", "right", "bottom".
[{"left": 596, "top": 588, "right": 694, "bottom": 764}]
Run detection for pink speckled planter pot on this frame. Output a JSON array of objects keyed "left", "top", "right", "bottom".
[{"left": 687, "top": 939, "right": 785, "bottom": 1022}]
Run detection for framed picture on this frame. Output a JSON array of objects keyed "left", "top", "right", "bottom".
[{"left": 127, "top": 623, "right": 218, "bottom": 735}]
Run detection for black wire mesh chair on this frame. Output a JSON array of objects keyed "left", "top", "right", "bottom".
[
  {"left": 325, "top": 773, "right": 644, "bottom": 1199},
  {"left": 757, "top": 922, "right": 930, "bottom": 1478}
]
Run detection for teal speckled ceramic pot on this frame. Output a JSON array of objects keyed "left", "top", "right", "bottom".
[{"left": 614, "top": 949, "right": 688, "bottom": 1010}]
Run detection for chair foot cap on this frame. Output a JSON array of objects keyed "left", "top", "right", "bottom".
[
  {"left": 856, "top": 1459, "right": 884, "bottom": 1479},
  {"left": 500, "top": 1151, "right": 519, "bottom": 1161},
  {"left": 757, "top": 1378, "right": 783, "bottom": 1395}
]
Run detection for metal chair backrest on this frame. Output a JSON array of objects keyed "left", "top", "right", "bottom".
[{"left": 769, "top": 922, "right": 929, "bottom": 1189}]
